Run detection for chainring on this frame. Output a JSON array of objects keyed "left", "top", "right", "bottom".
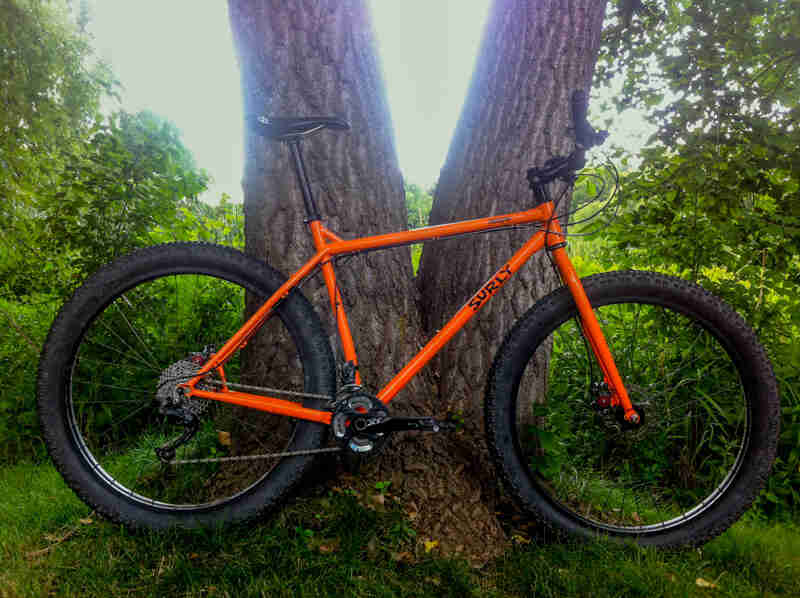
[{"left": 331, "top": 392, "right": 389, "bottom": 455}]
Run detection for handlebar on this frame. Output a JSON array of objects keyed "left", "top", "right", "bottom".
[{"left": 526, "top": 90, "right": 608, "bottom": 194}]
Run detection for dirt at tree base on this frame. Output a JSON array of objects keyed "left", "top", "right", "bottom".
[{"left": 357, "top": 432, "right": 509, "bottom": 566}]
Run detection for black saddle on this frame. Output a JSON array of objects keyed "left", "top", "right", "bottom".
[{"left": 250, "top": 116, "right": 350, "bottom": 141}]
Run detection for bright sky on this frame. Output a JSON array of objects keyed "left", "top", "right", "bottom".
[{"left": 87, "top": 1, "right": 650, "bottom": 204}]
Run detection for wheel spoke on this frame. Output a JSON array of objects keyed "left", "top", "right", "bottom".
[
  {"left": 95, "top": 316, "right": 160, "bottom": 371},
  {"left": 114, "top": 298, "right": 161, "bottom": 368}
]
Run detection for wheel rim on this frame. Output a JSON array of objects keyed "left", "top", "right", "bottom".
[
  {"left": 514, "top": 299, "right": 751, "bottom": 533},
  {"left": 66, "top": 271, "right": 309, "bottom": 511}
]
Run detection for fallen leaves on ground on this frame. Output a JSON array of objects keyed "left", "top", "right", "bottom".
[{"left": 696, "top": 577, "right": 719, "bottom": 589}]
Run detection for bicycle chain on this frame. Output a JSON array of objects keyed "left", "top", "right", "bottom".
[
  {"left": 167, "top": 445, "right": 341, "bottom": 465},
  {"left": 164, "top": 379, "right": 337, "bottom": 465},
  {"left": 205, "top": 379, "right": 334, "bottom": 402}
]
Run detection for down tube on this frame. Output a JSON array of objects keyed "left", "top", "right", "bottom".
[{"left": 378, "top": 230, "right": 547, "bottom": 404}]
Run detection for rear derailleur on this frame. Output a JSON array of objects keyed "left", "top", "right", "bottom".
[
  {"left": 153, "top": 349, "right": 214, "bottom": 463},
  {"left": 154, "top": 402, "right": 199, "bottom": 463}
]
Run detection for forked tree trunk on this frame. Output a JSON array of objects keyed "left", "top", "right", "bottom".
[
  {"left": 418, "top": 0, "right": 607, "bottom": 438},
  {"left": 228, "top": 0, "right": 607, "bottom": 563},
  {"left": 226, "top": 0, "right": 447, "bottom": 530}
]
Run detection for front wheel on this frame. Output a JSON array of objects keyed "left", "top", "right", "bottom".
[
  {"left": 38, "top": 243, "right": 336, "bottom": 529},
  {"left": 485, "top": 271, "right": 779, "bottom": 547}
]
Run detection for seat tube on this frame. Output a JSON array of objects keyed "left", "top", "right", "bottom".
[
  {"left": 546, "top": 220, "right": 639, "bottom": 423},
  {"left": 309, "top": 221, "right": 362, "bottom": 385}
]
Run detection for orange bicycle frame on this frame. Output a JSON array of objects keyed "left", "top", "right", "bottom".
[{"left": 183, "top": 200, "right": 637, "bottom": 425}]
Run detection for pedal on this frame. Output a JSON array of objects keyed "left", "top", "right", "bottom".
[{"left": 362, "top": 416, "right": 456, "bottom": 435}]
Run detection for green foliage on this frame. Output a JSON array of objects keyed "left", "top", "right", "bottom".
[
  {"left": 405, "top": 182, "right": 433, "bottom": 274},
  {"left": 0, "top": 0, "right": 115, "bottom": 183},
  {"left": 405, "top": 183, "right": 434, "bottom": 229},
  {"left": 0, "top": 0, "right": 233, "bottom": 464},
  {"left": 374, "top": 480, "right": 392, "bottom": 493},
  {"left": 0, "top": 297, "right": 56, "bottom": 459},
  {"left": 522, "top": 294, "right": 753, "bottom": 528},
  {"left": 0, "top": 1, "right": 210, "bottom": 300},
  {"left": 574, "top": 179, "right": 800, "bottom": 515},
  {"left": 596, "top": 0, "right": 800, "bottom": 297},
  {"left": 0, "top": 0, "right": 797, "bottom": 533},
  {"left": 148, "top": 195, "right": 244, "bottom": 248},
  {"left": 762, "top": 376, "right": 800, "bottom": 509},
  {"left": 594, "top": 0, "right": 800, "bottom": 513},
  {"left": 600, "top": 0, "right": 800, "bottom": 170},
  {"left": 2, "top": 110, "right": 210, "bottom": 299},
  {"left": 1, "top": 0, "right": 114, "bottom": 293},
  {"left": 0, "top": 198, "right": 243, "bottom": 464},
  {"left": 46, "top": 110, "right": 210, "bottom": 271}
]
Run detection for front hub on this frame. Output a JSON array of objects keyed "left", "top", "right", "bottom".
[{"left": 616, "top": 403, "right": 646, "bottom": 430}]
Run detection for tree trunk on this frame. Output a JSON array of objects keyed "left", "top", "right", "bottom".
[
  {"left": 227, "top": 0, "right": 607, "bottom": 564},
  {"left": 227, "top": 0, "right": 423, "bottom": 391},
  {"left": 416, "top": 0, "right": 607, "bottom": 546},
  {"left": 226, "top": 0, "right": 450, "bottom": 540}
]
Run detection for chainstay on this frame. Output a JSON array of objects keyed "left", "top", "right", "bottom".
[{"left": 168, "top": 446, "right": 341, "bottom": 465}]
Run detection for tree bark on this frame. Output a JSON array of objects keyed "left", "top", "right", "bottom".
[{"left": 226, "top": 0, "right": 450, "bottom": 539}]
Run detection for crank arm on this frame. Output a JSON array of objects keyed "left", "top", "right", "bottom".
[{"left": 362, "top": 416, "right": 456, "bottom": 435}]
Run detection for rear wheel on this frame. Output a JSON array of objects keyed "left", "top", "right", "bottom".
[
  {"left": 486, "top": 271, "right": 779, "bottom": 547},
  {"left": 38, "top": 243, "right": 336, "bottom": 529}
]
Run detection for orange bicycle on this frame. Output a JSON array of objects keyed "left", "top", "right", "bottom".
[{"left": 38, "top": 92, "right": 779, "bottom": 547}]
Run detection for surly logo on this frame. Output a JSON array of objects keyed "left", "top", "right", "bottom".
[{"left": 468, "top": 264, "right": 512, "bottom": 311}]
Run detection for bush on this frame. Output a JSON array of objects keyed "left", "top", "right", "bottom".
[{"left": 0, "top": 297, "right": 57, "bottom": 462}]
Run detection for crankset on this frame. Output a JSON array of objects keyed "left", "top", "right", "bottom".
[
  {"left": 331, "top": 389, "right": 457, "bottom": 458},
  {"left": 331, "top": 391, "right": 389, "bottom": 455}
]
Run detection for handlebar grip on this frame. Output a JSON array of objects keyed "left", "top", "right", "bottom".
[{"left": 571, "top": 90, "right": 607, "bottom": 149}]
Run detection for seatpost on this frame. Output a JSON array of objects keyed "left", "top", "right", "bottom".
[{"left": 287, "top": 139, "right": 321, "bottom": 221}]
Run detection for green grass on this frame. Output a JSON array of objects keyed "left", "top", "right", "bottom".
[
  {"left": 411, "top": 244, "right": 422, "bottom": 275},
  {"left": 1, "top": 462, "right": 799, "bottom": 597}
]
